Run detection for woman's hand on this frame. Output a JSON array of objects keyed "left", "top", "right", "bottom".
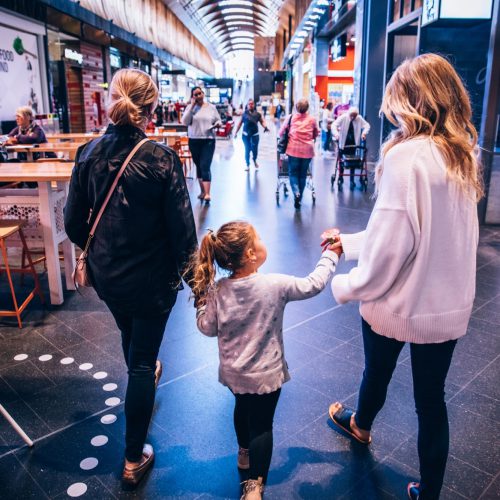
[{"left": 320, "top": 228, "right": 343, "bottom": 257}]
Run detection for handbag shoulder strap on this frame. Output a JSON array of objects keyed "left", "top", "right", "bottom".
[
  {"left": 286, "top": 113, "right": 293, "bottom": 131},
  {"left": 88, "top": 137, "right": 149, "bottom": 239}
]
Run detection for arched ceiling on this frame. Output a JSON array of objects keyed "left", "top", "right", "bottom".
[{"left": 165, "top": 0, "right": 285, "bottom": 59}]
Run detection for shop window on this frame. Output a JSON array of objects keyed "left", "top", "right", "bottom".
[
  {"left": 413, "top": 0, "right": 422, "bottom": 8},
  {"left": 392, "top": 0, "right": 402, "bottom": 22}
]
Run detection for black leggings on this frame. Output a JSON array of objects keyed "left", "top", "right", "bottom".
[
  {"left": 188, "top": 138, "right": 216, "bottom": 181},
  {"left": 356, "top": 319, "right": 456, "bottom": 500},
  {"left": 108, "top": 306, "right": 173, "bottom": 462},
  {"left": 233, "top": 389, "right": 281, "bottom": 482}
]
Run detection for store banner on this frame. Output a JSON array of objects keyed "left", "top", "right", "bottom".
[{"left": 0, "top": 25, "right": 44, "bottom": 122}]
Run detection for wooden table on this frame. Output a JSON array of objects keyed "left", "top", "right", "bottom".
[
  {"left": 0, "top": 162, "right": 75, "bottom": 305},
  {"left": 5, "top": 143, "right": 85, "bottom": 161},
  {"left": 46, "top": 132, "right": 186, "bottom": 147}
]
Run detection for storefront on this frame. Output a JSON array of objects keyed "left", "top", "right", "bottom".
[
  {"left": 47, "top": 30, "right": 106, "bottom": 133},
  {"left": 0, "top": 8, "right": 49, "bottom": 134}
]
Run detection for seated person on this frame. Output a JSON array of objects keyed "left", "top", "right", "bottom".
[{"left": 5, "top": 106, "right": 48, "bottom": 161}]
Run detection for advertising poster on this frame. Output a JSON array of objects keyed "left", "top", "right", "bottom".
[{"left": 0, "top": 25, "right": 44, "bottom": 122}]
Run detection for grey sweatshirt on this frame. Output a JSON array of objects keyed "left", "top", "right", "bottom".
[
  {"left": 182, "top": 102, "right": 221, "bottom": 139},
  {"left": 197, "top": 251, "right": 338, "bottom": 394}
]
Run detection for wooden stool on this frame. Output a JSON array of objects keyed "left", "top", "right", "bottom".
[{"left": 0, "top": 220, "right": 44, "bottom": 328}]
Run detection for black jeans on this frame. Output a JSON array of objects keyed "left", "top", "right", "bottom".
[
  {"left": 233, "top": 389, "right": 281, "bottom": 482},
  {"left": 188, "top": 138, "right": 216, "bottom": 181},
  {"left": 108, "top": 306, "right": 173, "bottom": 462},
  {"left": 356, "top": 319, "right": 456, "bottom": 500}
]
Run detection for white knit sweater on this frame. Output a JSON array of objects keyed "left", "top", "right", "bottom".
[{"left": 331, "top": 136, "right": 479, "bottom": 344}]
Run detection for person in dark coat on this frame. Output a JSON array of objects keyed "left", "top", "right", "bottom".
[
  {"left": 6, "top": 106, "right": 47, "bottom": 161},
  {"left": 64, "top": 68, "right": 197, "bottom": 487}
]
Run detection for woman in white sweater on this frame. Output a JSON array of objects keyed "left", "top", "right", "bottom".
[
  {"left": 182, "top": 86, "right": 221, "bottom": 203},
  {"left": 327, "top": 54, "right": 482, "bottom": 500}
]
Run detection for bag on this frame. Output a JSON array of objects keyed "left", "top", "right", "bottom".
[
  {"left": 277, "top": 114, "right": 293, "bottom": 154},
  {"left": 72, "top": 138, "right": 149, "bottom": 288}
]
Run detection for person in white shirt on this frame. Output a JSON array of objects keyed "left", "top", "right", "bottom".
[
  {"left": 182, "top": 86, "right": 222, "bottom": 203},
  {"left": 326, "top": 54, "right": 482, "bottom": 500},
  {"left": 332, "top": 107, "right": 370, "bottom": 188}
]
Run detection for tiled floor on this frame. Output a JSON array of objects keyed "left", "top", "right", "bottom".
[{"left": 0, "top": 129, "right": 499, "bottom": 499}]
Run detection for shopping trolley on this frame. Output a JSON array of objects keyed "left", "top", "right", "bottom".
[
  {"left": 331, "top": 143, "right": 368, "bottom": 191},
  {"left": 276, "top": 150, "right": 316, "bottom": 205}
]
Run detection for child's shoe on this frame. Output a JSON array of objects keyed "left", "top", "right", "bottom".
[
  {"left": 241, "top": 477, "right": 264, "bottom": 500},
  {"left": 237, "top": 447, "right": 249, "bottom": 469}
]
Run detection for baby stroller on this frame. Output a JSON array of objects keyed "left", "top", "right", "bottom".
[{"left": 331, "top": 143, "right": 368, "bottom": 191}]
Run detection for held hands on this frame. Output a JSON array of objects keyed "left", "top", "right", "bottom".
[
  {"left": 321, "top": 228, "right": 343, "bottom": 258},
  {"left": 361, "top": 133, "right": 366, "bottom": 140}
]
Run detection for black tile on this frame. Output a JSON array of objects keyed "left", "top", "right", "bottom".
[
  {"left": 0, "top": 453, "right": 48, "bottom": 499},
  {"left": 0, "top": 360, "right": 55, "bottom": 399},
  {"left": 448, "top": 389, "right": 500, "bottom": 423},
  {"left": 0, "top": 399, "right": 51, "bottom": 444}
]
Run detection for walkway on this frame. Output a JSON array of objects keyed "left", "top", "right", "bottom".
[{"left": 0, "top": 129, "right": 499, "bottom": 499}]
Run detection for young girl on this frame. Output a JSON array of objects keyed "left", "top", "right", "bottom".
[{"left": 190, "top": 221, "right": 341, "bottom": 500}]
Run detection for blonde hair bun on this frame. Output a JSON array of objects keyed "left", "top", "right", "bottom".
[{"left": 107, "top": 69, "right": 158, "bottom": 129}]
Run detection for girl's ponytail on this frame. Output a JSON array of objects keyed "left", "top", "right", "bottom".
[{"left": 189, "top": 231, "right": 217, "bottom": 306}]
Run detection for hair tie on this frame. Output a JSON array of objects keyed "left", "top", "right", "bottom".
[{"left": 207, "top": 228, "right": 216, "bottom": 242}]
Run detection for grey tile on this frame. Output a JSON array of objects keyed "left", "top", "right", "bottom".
[
  {"left": 448, "top": 389, "right": 500, "bottom": 422},
  {"left": 467, "top": 357, "right": 500, "bottom": 401},
  {"left": 0, "top": 454, "right": 49, "bottom": 499}
]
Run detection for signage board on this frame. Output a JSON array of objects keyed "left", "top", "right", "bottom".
[
  {"left": 422, "top": 0, "right": 493, "bottom": 26},
  {"left": 64, "top": 48, "right": 83, "bottom": 65},
  {"left": 0, "top": 25, "right": 44, "bottom": 121},
  {"left": 110, "top": 48, "right": 121, "bottom": 68},
  {"left": 331, "top": 34, "right": 347, "bottom": 62}
]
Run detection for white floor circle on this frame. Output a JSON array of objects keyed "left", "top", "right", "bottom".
[
  {"left": 105, "top": 397, "right": 120, "bottom": 407},
  {"left": 38, "top": 354, "right": 53, "bottom": 362},
  {"left": 91, "top": 435, "right": 108, "bottom": 447},
  {"left": 93, "top": 371, "right": 108, "bottom": 380},
  {"left": 60, "top": 357, "right": 74, "bottom": 365},
  {"left": 14, "top": 354, "right": 28, "bottom": 361},
  {"left": 67, "top": 482, "right": 88, "bottom": 497},
  {"left": 79, "top": 457, "right": 98, "bottom": 470},
  {"left": 102, "top": 383, "right": 117, "bottom": 392},
  {"left": 100, "top": 414, "right": 117, "bottom": 424},
  {"left": 79, "top": 363, "right": 93, "bottom": 371}
]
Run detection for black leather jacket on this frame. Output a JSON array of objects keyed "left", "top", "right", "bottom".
[{"left": 64, "top": 124, "right": 197, "bottom": 314}]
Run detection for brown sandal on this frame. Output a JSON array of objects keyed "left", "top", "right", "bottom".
[{"left": 122, "top": 444, "right": 155, "bottom": 487}]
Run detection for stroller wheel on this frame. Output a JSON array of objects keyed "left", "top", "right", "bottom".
[
  {"left": 284, "top": 184, "right": 288, "bottom": 195},
  {"left": 331, "top": 174, "right": 335, "bottom": 188},
  {"left": 312, "top": 193, "right": 316, "bottom": 205},
  {"left": 276, "top": 192, "right": 280, "bottom": 205}
]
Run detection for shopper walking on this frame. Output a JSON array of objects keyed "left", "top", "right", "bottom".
[
  {"left": 278, "top": 98, "right": 319, "bottom": 209},
  {"left": 233, "top": 98, "right": 269, "bottom": 171},
  {"left": 182, "top": 86, "right": 222, "bottom": 203},
  {"left": 327, "top": 54, "right": 482, "bottom": 500},
  {"left": 332, "top": 106, "right": 370, "bottom": 189},
  {"left": 64, "top": 68, "right": 197, "bottom": 487},
  {"left": 320, "top": 102, "right": 334, "bottom": 154},
  {"left": 190, "top": 220, "right": 341, "bottom": 500}
]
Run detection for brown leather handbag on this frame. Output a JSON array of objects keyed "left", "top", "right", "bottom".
[{"left": 72, "top": 138, "right": 149, "bottom": 287}]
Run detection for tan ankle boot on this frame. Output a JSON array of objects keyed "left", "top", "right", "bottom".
[{"left": 241, "top": 477, "right": 264, "bottom": 500}]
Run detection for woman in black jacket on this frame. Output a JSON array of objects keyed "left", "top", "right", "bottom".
[{"left": 64, "top": 68, "right": 197, "bottom": 486}]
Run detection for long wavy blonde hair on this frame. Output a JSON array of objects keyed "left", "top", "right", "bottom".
[
  {"left": 377, "top": 53, "right": 483, "bottom": 200},
  {"left": 187, "top": 221, "right": 255, "bottom": 306}
]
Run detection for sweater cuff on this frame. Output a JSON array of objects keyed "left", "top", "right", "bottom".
[
  {"left": 331, "top": 274, "right": 350, "bottom": 304},
  {"left": 321, "top": 249, "right": 339, "bottom": 266},
  {"left": 341, "top": 231, "right": 366, "bottom": 261}
]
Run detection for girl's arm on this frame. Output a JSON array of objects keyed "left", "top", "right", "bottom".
[
  {"left": 196, "top": 294, "right": 218, "bottom": 337},
  {"left": 283, "top": 250, "right": 339, "bottom": 301}
]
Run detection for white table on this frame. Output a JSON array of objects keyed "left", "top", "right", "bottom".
[{"left": 0, "top": 162, "right": 76, "bottom": 304}]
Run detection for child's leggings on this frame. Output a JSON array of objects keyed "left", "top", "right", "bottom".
[{"left": 233, "top": 388, "right": 281, "bottom": 482}]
